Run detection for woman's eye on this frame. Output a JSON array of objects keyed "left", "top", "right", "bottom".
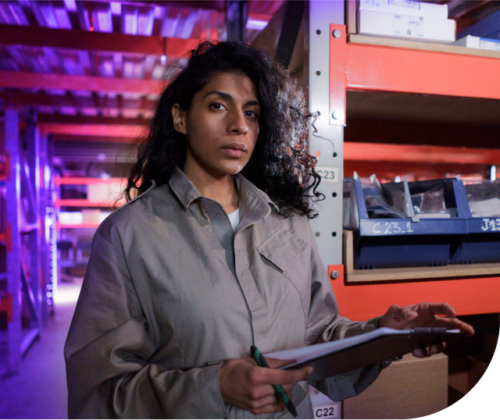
[
  {"left": 210, "top": 102, "right": 225, "bottom": 110},
  {"left": 245, "top": 110, "right": 259, "bottom": 119}
]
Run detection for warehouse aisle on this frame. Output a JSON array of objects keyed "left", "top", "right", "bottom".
[{"left": 0, "top": 283, "right": 81, "bottom": 419}]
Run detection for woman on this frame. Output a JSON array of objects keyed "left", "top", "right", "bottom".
[{"left": 65, "top": 42, "right": 473, "bottom": 418}]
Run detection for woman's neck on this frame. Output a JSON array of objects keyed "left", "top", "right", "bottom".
[{"left": 183, "top": 164, "right": 239, "bottom": 214}]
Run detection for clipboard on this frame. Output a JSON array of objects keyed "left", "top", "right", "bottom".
[{"left": 266, "top": 328, "right": 467, "bottom": 382}]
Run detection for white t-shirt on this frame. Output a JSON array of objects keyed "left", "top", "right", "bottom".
[{"left": 227, "top": 208, "right": 240, "bottom": 231}]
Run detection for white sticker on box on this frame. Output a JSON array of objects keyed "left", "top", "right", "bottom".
[
  {"left": 310, "top": 385, "right": 341, "bottom": 419},
  {"left": 479, "top": 39, "right": 500, "bottom": 51},
  {"left": 313, "top": 403, "right": 339, "bottom": 420},
  {"left": 392, "top": 14, "right": 425, "bottom": 38},
  {"left": 316, "top": 167, "right": 339, "bottom": 183}
]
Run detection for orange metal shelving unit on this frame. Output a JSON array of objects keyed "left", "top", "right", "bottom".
[
  {"left": 55, "top": 199, "right": 125, "bottom": 208},
  {"left": 56, "top": 222, "right": 101, "bottom": 229},
  {"left": 55, "top": 177, "right": 126, "bottom": 230},
  {"left": 55, "top": 176, "right": 126, "bottom": 186},
  {"left": 328, "top": 25, "right": 500, "bottom": 320}
]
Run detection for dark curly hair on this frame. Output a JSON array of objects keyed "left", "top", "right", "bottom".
[{"left": 126, "top": 41, "right": 323, "bottom": 219}]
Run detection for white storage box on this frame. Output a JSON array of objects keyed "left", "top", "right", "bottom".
[
  {"left": 87, "top": 182, "right": 123, "bottom": 203},
  {"left": 82, "top": 209, "right": 101, "bottom": 224},
  {"left": 359, "top": 0, "right": 448, "bottom": 20},
  {"left": 59, "top": 212, "right": 83, "bottom": 225},
  {"left": 358, "top": 10, "right": 456, "bottom": 43},
  {"left": 453, "top": 35, "right": 500, "bottom": 52}
]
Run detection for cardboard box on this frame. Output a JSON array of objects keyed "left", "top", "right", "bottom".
[
  {"left": 480, "top": 333, "right": 498, "bottom": 361},
  {"left": 467, "top": 355, "right": 488, "bottom": 392},
  {"left": 358, "top": 10, "right": 456, "bottom": 43},
  {"left": 343, "top": 353, "right": 448, "bottom": 419},
  {"left": 81, "top": 209, "right": 101, "bottom": 224},
  {"left": 59, "top": 211, "right": 83, "bottom": 225},
  {"left": 449, "top": 354, "right": 492, "bottom": 395},
  {"left": 87, "top": 183, "right": 123, "bottom": 203},
  {"left": 448, "top": 356, "right": 468, "bottom": 395}
]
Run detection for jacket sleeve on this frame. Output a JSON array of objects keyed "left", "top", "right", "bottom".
[
  {"left": 304, "top": 221, "right": 387, "bottom": 402},
  {"left": 64, "top": 228, "right": 227, "bottom": 419}
]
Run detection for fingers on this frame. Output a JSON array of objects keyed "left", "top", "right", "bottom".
[
  {"left": 433, "top": 317, "right": 475, "bottom": 336},
  {"left": 412, "top": 343, "right": 444, "bottom": 358},
  {"left": 386, "top": 304, "right": 403, "bottom": 320},
  {"left": 246, "top": 383, "right": 296, "bottom": 415},
  {"left": 400, "top": 306, "right": 418, "bottom": 321},
  {"left": 244, "top": 388, "right": 286, "bottom": 414},
  {"left": 427, "top": 302, "right": 456, "bottom": 318},
  {"left": 387, "top": 304, "right": 419, "bottom": 321},
  {"left": 266, "top": 357, "right": 297, "bottom": 369},
  {"left": 251, "top": 400, "right": 286, "bottom": 415},
  {"left": 252, "top": 365, "right": 312, "bottom": 386}
]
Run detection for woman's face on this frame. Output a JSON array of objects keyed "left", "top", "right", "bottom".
[{"left": 172, "top": 72, "right": 261, "bottom": 179}]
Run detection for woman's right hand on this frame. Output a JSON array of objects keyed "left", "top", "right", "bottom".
[{"left": 219, "top": 356, "right": 313, "bottom": 415}]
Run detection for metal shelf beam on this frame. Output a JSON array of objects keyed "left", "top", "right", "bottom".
[{"left": 345, "top": 42, "right": 500, "bottom": 100}]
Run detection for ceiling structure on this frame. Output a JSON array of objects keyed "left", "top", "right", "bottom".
[{"left": 0, "top": 0, "right": 499, "bottom": 172}]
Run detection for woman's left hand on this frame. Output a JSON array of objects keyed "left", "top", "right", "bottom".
[{"left": 378, "top": 302, "right": 475, "bottom": 357}]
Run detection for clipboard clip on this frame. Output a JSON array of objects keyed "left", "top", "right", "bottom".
[{"left": 409, "top": 327, "right": 447, "bottom": 350}]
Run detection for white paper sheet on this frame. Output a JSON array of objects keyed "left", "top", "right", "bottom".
[{"left": 264, "top": 327, "right": 460, "bottom": 368}]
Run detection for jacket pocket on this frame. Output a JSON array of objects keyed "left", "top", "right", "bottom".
[{"left": 257, "top": 228, "right": 308, "bottom": 273}]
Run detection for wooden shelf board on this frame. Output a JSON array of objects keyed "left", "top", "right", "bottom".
[
  {"left": 343, "top": 230, "right": 500, "bottom": 282},
  {"left": 347, "top": 263, "right": 500, "bottom": 283}
]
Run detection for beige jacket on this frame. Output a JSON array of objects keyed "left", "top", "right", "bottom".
[{"left": 65, "top": 167, "right": 382, "bottom": 419}]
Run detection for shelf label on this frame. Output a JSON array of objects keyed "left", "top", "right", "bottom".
[
  {"left": 314, "top": 404, "right": 340, "bottom": 419},
  {"left": 372, "top": 221, "right": 415, "bottom": 235},
  {"left": 392, "top": 14, "right": 425, "bottom": 38},
  {"left": 479, "top": 39, "right": 500, "bottom": 52},
  {"left": 316, "top": 167, "right": 339, "bottom": 183},
  {"left": 481, "top": 218, "right": 500, "bottom": 232}
]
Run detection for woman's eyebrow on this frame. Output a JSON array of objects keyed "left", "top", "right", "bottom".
[{"left": 203, "top": 90, "right": 260, "bottom": 107}]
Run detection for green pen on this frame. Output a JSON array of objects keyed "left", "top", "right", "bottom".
[{"left": 250, "top": 345, "right": 298, "bottom": 418}]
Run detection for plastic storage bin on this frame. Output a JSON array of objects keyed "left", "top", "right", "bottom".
[
  {"left": 343, "top": 177, "right": 470, "bottom": 269},
  {"left": 451, "top": 180, "right": 500, "bottom": 264}
]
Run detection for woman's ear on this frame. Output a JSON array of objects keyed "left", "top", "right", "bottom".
[{"left": 172, "top": 104, "right": 187, "bottom": 135}]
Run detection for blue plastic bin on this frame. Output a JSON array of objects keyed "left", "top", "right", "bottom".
[
  {"left": 451, "top": 181, "right": 500, "bottom": 265},
  {"left": 343, "top": 177, "right": 470, "bottom": 270}
]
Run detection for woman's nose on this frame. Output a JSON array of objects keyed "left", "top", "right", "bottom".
[{"left": 227, "top": 110, "right": 248, "bottom": 135}]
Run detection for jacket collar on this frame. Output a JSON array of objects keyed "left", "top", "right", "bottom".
[{"left": 168, "top": 166, "right": 280, "bottom": 214}]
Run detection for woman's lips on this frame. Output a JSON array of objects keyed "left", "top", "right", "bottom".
[{"left": 221, "top": 143, "right": 247, "bottom": 158}]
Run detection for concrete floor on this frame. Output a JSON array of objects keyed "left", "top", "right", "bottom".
[{"left": 0, "top": 282, "right": 81, "bottom": 419}]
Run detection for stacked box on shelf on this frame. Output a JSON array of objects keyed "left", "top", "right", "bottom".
[
  {"left": 357, "top": 0, "right": 455, "bottom": 43},
  {"left": 87, "top": 182, "right": 123, "bottom": 203},
  {"left": 451, "top": 180, "right": 500, "bottom": 265},
  {"left": 453, "top": 35, "right": 500, "bottom": 52},
  {"left": 457, "top": 9, "right": 500, "bottom": 41},
  {"left": 343, "top": 177, "right": 470, "bottom": 269}
]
